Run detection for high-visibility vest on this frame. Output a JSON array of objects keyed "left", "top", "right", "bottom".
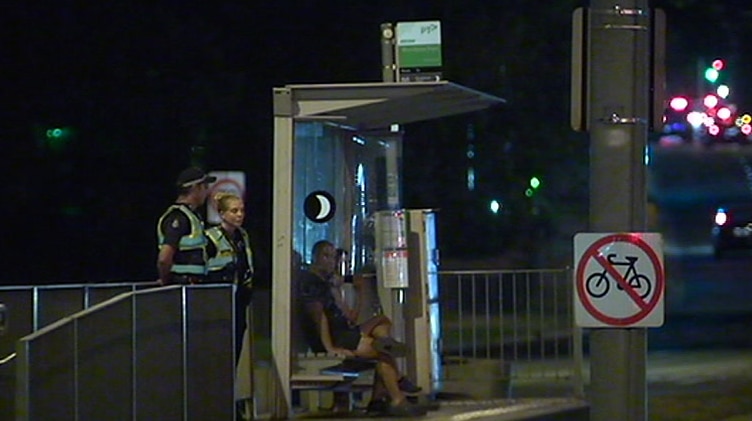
[
  {"left": 157, "top": 204, "right": 208, "bottom": 275},
  {"left": 206, "top": 226, "right": 254, "bottom": 285}
]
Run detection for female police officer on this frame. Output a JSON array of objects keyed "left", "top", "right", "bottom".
[{"left": 205, "top": 192, "right": 254, "bottom": 360}]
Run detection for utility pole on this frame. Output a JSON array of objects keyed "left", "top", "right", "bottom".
[
  {"left": 571, "top": 0, "right": 664, "bottom": 418},
  {"left": 585, "top": 1, "right": 654, "bottom": 420}
]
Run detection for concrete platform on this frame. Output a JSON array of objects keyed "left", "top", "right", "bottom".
[{"left": 290, "top": 398, "right": 588, "bottom": 421}]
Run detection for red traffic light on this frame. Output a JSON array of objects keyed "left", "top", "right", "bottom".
[
  {"left": 717, "top": 106, "right": 732, "bottom": 121},
  {"left": 712, "top": 59, "right": 725, "bottom": 71},
  {"left": 669, "top": 96, "right": 689, "bottom": 112},
  {"left": 703, "top": 94, "right": 719, "bottom": 108}
]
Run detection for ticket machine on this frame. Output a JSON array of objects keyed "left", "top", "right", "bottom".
[{"left": 374, "top": 209, "right": 441, "bottom": 393}]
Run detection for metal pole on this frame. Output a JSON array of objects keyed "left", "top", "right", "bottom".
[
  {"left": 381, "top": 23, "right": 396, "bottom": 83},
  {"left": 587, "top": 1, "right": 650, "bottom": 420}
]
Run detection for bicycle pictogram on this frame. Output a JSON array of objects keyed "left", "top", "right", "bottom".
[{"left": 585, "top": 253, "right": 652, "bottom": 299}]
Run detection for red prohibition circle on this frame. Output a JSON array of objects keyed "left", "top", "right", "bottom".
[{"left": 576, "top": 234, "right": 664, "bottom": 326}]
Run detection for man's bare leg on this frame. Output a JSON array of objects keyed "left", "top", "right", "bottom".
[{"left": 375, "top": 359, "right": 406, "bottom": 405}]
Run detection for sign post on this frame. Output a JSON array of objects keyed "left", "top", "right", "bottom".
[{"left": 572, "top": 1, "right": 662, "bottom": 420}]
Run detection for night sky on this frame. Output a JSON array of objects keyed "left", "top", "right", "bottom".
[{"left": 5, "top": 1, "right": 752, "bottom": 286}]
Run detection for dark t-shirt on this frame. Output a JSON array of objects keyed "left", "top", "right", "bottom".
[{"left": 297, "top": 269, "right": 359, "bottom": 350}]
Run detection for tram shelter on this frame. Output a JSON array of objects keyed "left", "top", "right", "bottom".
[{"left": 269, "top": 81, "right": 504, "bottom": 418}]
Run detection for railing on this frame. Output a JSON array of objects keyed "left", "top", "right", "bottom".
[
  {"left": 3, "top": 283, "right": 236, "bottom": 421},
  {"left": 438, "top": 268, "right": 584, "bottom": 399},
  {"left": 1, "top": 269, "right": 583, "bottom": 418},
  {"left": 1, "top": 282, "right": 159, "bottom": 421}
]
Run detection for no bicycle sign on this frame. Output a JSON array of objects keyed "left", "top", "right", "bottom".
[{"left": 574, "top": 233, "right": 665, "bottom": 328}]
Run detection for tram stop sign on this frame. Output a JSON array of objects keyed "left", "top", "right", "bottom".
[{"left": 574, "top": 233, "right": 664, "bottom": 328}]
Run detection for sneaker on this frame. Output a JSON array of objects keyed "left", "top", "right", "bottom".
[
  {"left": 408, "top": 395, "right": 440, "bottom": 411},
  {"left": 384, "top": 400, "right": 427, "bottom": 417},
  {"left": 374, "top": 337, "right": 409, "bottom": 358},
  {"left": 398, "top": 377, "right": 422, "bottom": 394},
  {"left": 330, "top": 392, "right": 351, "bottom": 414},
  {"left": 366, "top": 397, "right": 389, "bottom": 415}
]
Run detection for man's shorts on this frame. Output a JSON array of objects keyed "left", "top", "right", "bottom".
[{"left": 334, "top": 327, "right": 362, "bottom": 351}]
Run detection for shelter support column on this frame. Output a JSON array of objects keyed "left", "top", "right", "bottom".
[{"left": 271, "top": 111, "right": 294, "bottom": 419}]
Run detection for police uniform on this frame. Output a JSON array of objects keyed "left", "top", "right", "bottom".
[
  {"left": 205, "top": 226, "right": 254, "bottom": 286},
  {"left": 206, "top": 225, "right": 255, "bottom": 360},
  {"left": 157, "top": 203, "right": 210, "bottom": 284}
]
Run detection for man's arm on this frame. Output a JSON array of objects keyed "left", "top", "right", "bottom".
[
  {"left": 157, "top": 210, "right": 189, "bottom": 285},
  {"left": 157, "top": 244, "right": 176, "bottom": 285},
  {"left": 305, "top": 301, "right": 353, "bottom": 356}
]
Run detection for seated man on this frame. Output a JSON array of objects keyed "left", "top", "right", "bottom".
[{"left": 298, "top": 240, "right": 424, "bottom": 417}]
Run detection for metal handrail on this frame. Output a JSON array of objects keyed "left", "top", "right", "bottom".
[{"left": 0, "top": 352, "right": 16, "bottom": 366}]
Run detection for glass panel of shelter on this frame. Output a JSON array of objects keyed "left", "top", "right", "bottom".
[{"left": 290, "top": 121, "right": 400, "bottom": 357}]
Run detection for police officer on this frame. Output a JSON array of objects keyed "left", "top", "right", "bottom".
[
  {"left": 206, "top": 192, "right": 254, "bottom": 285},
  {"left": 156, "top": 167, "right": 216, "bottom": 285},
  {"left": 206, "top": 191, "right": 254, "bottom": 360}
]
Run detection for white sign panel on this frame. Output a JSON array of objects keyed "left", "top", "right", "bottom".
[
  {"left": 396, "top": 21, "right": 441, "bottom": 46},
  {"left": 380, "top": 249, "right": 409, "bottom": 289},
  {"left": 574, "top": 233, "right": 665, "bottom": 328},
  {"left": 207, "top": 171, "right": 246, "bottom": 225}
]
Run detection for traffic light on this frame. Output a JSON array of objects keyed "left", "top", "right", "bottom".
[
  {"left": 704, "top": 67, "right": 720, "bottom": 83},
  {"left": 525, "top": 176, "right": 541, "bottom": 197},
  {"left": 489, "top": 199, "right": 501, "bottom": 214},
  {"left": 40, "top": 126, "right": 73, "bottom": 152},
  {"left": 717, "top": 106, "right": 732, "bottom": 122},
  {"left": 46, "top": 128, "right": 66, "bottom": 139},
  {"left": 669, "top": 96, "right": 689, "bottom": 112},
  {"left": 717, "top": 84, "right": 730, "bottom": 99},
  {"left": 703, "top": 94, "right": 719, "bottom": 109},
  {"left": 704, "top": 59, "right": 725, "bottom": 83}
]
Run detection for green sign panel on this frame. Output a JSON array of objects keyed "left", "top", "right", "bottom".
[{"left": 396, "top": 21, "right": 442, "bottom": 69}]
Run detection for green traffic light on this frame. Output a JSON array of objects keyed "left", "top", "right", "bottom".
[
  {"left": 705, "top": 67, "right": 719, "bottom": 83},
  {"left": 529, "top": 176, "right": 541, "bottom": 189},
  {"left": 46, "top": 128, "right": 64, "bottom": 138},
  {"left": 43, "top": 127, "right": 72, "bottom": 152},
  {"left": 490, "top": 200, "right": 501, "bottom": 214}
]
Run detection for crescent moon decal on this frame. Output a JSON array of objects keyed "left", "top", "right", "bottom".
[
  {"left": 304, "top": 190, "right": 336, "bottom": 223},
  {"left": 315, "top": 194, "right": 331, "bottom": 220}
]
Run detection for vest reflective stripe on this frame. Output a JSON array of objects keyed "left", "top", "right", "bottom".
[
  {"left": 206, "top": 226, "right": 254, "bottom": 282},
  {"left": 157, "top": 204, "right": 208, "bottom": 275},
  {"left": 171, "top": 264, "right": 206, "bottom": 275},
  {"left": 157, "top": 205, "right": 206, "bottom": 249}
]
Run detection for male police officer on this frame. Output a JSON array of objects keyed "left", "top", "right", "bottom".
[{"left": 156, "top": 167, "right": 216, "bottom": 285}]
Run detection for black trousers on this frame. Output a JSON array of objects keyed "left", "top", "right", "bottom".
[{"left": 235, "top": 285, "right": 253, "bottom": 362}]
